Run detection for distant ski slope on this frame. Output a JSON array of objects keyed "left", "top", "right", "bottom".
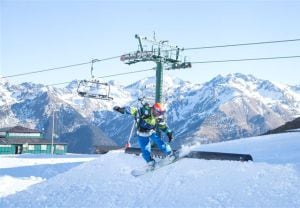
[
  {"left": 0, "top": 133, "right": 300, "bottom": 208},
  {"left": 196, "top": 132, "right": 300, "bottom": 165}
]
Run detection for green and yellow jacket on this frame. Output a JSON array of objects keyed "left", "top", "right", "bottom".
[{"left": 124, "top": 105, "right": 172, "bottom": 135}]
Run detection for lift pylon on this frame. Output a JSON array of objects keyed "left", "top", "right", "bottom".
[{"left": 120, "top": 34, "right": 191, "bottom": 103}]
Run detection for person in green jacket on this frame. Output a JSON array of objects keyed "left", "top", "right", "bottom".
[{"left": 113, "top": 102, "right": 175, "bottom": 169}]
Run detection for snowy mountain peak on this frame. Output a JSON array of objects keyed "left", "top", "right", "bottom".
[
  {"left": 209, "top": 73, "right": 260, "bottom": 87},
  {"left": 204, "top": 73, "right": 292, "bottom": 102},
  {"left": 65, "top": 80, "right": 80, "bottom": 91},
  {"left": 227, "top": 73, "right": 257, "bottom": 82},
  {"left": 0, "top": 77, "right": 9, "bottom": 86},
  {"left": 1, "top": 73, "right": 300, "bottom": 150},
  {"left": 126, "top": 74, "right": 185, "bottom": 90}
]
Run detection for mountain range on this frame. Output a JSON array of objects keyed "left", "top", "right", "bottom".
[{"left": 1, "top": 73, "right": 299, "bottom": 153}]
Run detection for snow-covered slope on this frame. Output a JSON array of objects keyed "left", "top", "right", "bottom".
[{"left": 0, "top": 132, "right": 299, "bottom": 207}]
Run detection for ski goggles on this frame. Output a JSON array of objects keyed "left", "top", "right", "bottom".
[{"left": 153, "top": 108, "right": 165, "bottom": 116}]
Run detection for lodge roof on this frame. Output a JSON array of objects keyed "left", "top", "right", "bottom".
[
  {"left": 0, "top": 138, "right": 67, "bottom": 145},
  {"left": 0, "top": 126, "right": 40, "bottom": 134}
]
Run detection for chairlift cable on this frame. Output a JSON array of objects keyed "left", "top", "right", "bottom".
[
  {"left": 94, "top": 68, "right": 155, "bottom": 79},
  {"left": 191, "top": 55, "right": 300, "bottom": 64},
  {"left": 47, "top": 55, "right": 300, "bottom": 86},
  {"left": 2, "top": 61, "right": 91, "bottom": 78},
  {"left": 47, "top": 68, "right": 155, "bottom": 87},
  {"left": 162, "top": 38, "right": 300, "bottom": 52},
  {"left": 2, "top": 55, "right": 121, "bottom": 79},
  {"left": 2, "top": 38, "right": 300, "bottom": 79}
]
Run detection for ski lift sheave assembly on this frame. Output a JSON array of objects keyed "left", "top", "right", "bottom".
[
  {"left": 77, "top": 59, "right": 113, "bottom": 100},
  {"left": 120, "top": 34, "right": 192, "bottom": 70}
]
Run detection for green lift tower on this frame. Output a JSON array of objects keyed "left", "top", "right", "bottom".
[{"left": 120, "top": 34, "right": 191, "bottom": 103}]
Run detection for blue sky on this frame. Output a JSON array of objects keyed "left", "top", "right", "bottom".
[{"left": 1, "top": 0, "right": 300, "bottom": 86}]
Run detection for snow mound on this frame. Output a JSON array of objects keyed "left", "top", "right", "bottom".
[{"left": 1, "top": 133, "right": 300, "bottom": 207}]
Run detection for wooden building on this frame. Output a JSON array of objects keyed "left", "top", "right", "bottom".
[{"left": 0, "top": 126, "right": 67, "bottom": 155}]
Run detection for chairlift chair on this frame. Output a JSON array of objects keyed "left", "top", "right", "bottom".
[
  {"left": 77, "top": 60, "right": 113, "bottom": 100},
  {"left": 77, "top": 79, "right": 113, "bottom": 100}
]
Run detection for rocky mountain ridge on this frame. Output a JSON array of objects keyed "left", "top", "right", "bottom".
[{"left": 1, "top": 73, "right": 299, "bottom": 152}]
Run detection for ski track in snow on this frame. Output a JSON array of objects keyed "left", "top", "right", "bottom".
[{"left": 0, "top": 133, "right": 300, "bottom": 207}]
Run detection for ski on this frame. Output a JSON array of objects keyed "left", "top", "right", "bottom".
[
  {"left": 131, "top": 149, "right": 189, "bottom": 177},
  {"left": 131, "top": 157, "right": 179, "bottom": 177}
]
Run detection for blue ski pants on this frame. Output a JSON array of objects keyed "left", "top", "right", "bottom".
[{"left": 138, "top": 133, "right": 172, "bottom": 162}]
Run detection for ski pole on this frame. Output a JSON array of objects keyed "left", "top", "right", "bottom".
[{"left": 126, "top": 119, "right": 136, "bottom": 148}]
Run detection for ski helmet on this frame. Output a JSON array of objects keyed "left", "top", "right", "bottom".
[{"left": 152, "top": 103, "right": 165, "bottom": 116}]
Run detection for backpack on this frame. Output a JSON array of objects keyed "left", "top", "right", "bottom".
[{"left": 139, "top": 103, "right": 151, "bottom": 118}]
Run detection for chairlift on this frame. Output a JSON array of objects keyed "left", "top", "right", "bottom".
[
  {"left": 77, "top": 80, "right": 113, "bottom": 100},
  {"left": 77, "top": 59, "right": 113, "bottom": 100}
]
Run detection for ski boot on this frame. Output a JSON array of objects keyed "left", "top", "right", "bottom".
[
  {"left": 164, "top": 151, "right": 178, "bottom": 164},
  {"left": 146, "top": 159, "right": 156, "bottom": 171}
]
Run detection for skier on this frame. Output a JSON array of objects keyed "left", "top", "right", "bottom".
[{"left": 113, "top": 102, "right": 175, "bottom": 170}]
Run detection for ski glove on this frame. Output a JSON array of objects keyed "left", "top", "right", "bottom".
[
  {"left": 113, "top": 106, "right": 125, "bottom": 114},
  {"left": 167, "top": 132, "right": 174, "bottom": 143}
]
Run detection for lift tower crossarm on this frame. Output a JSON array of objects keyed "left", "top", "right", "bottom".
[
  {"left": 121, "top": 34, "right": 192, "bottom": 103},
  {"left": 135, "top": 34, "right": 144, "bottom": 52}
]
